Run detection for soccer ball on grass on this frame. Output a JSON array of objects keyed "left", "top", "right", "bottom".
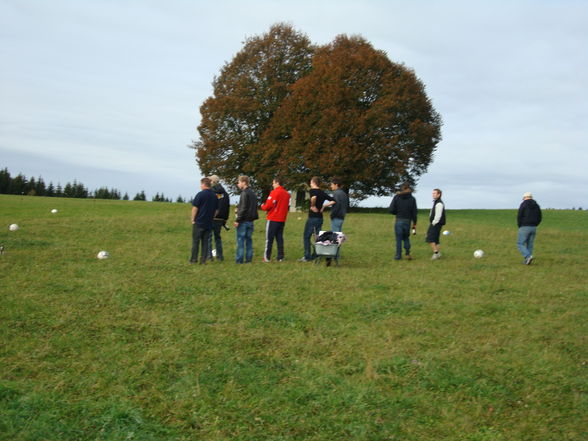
[{"left": 473, "top": 250, "right": 485, "bottom": 259}]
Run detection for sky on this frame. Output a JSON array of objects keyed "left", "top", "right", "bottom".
[{"left": 1, "top": 0, "right": 587, "bottom": 209}]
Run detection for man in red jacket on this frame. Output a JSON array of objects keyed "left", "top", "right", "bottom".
[{"left": 261, "top": 177, "right": 291, "bottom": 262}]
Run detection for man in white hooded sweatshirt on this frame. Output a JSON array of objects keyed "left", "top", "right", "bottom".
[{"left": 426, "top": 188, "right": 446, "bottom": 260}]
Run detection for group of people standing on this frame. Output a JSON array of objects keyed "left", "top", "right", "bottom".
[
  {"left": 191, "top": 176, "right": 542, "bottom": 265},
  {"left": 388, "top": 185, "right": 542, "bottom": 264},
  {"left": 190, "top": 175, "right": 348, "bottom": 265},
  {"left": 388, "top": 185, "right": 446, "bottom": 261}
]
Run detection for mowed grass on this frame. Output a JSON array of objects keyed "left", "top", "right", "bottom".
[{"left": 0, "top": 195, "right": 586, "bottom": 441}]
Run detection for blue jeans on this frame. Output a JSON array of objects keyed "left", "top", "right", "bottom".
[
  {"left": 394, "top": 220, "right": 411, "bottom": 258},
  {"left": 303, "top": 217, "right": 323, "bottom": 260},
  {"left": 330, "top": 218, "right": 344, "bottom": 233},
  {"left": 517, "top": 226, "right": 537, "bottom": 259},
  {"left": 236, "top": 221, "right": 254, "bottom": 263}
]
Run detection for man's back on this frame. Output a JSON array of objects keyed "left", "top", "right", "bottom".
[
  {"left": 389, "top": 191, "right": 417, "bottom": 223},
  {"left": 236, "top": 187, "right": 259, "bottom": 222},
  {"left": 330, "top": 189, "right": 349, "bottom": 220},
  {"left": 518, "top": 199, "right": 542, "bottom": 227},
  {"left": 193, "top": 189, "right": 218, "bottom": 228},
  {"left": 212, "top": 183, "right": 230, "bottom": 221}
]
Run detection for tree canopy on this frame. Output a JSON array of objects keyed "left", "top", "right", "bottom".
[
  {"left": 193, "top": 23, "right": 315, "bottom": 194},
  {"left": 194, "top": 25, "right": 442, "bottom": 199}
]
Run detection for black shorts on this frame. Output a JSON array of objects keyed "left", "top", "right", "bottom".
[{"left": 426, "top": 224, "right": 442, "bottom": 244}]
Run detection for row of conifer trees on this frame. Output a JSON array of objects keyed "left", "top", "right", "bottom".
[{"left": 0, "top": 167, "right": 186, "bottom": 203}]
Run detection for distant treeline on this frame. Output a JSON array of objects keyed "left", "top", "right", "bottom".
[{"left": 0, "top": 167, "right": 187, "bottom": 203}]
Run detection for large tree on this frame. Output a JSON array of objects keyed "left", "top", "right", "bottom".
[
  {"left": 261, "top": 35, "right": 442, "bottom": 198},
  {"left": 194, "top": 23, "right": 315, "bottom": 194}
]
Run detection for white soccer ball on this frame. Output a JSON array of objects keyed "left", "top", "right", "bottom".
[
  {"left": 97, "top": 250, "right": 110, "bottom": 259},
  {"left": 211, "top": 249, "right": 217, "bottom": 257},
  {"left": 9, "top": 224, "right": 19, "bottom": 231},
  {"left": 443, "top": 230, "right": 451, "bottom": 236},
  {"left": 51, "top": 209, "right": 58, "bottom": 214},
  {"left": 473, "top": 249, "right": 485, "bottom": 259}
]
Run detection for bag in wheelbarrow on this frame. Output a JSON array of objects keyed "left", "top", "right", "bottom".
[{"left": 314, "top": 231, "right": 346, "bottom": 266}]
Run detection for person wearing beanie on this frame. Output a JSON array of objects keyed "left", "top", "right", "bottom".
[{"left": 517, "top": 192, "right": 542, "bottom": 265}]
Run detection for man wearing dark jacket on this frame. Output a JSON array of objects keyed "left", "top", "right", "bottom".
[
  {"left": 517, "top": 192, "right": 542, "bottom": 265},
  {"left": 234, "top": 175, "right": 258, "bottom": 264},
  {"left": 389, "top": 183, "right": 417, "bottom": 260},
  {"left": 329, "top": 177, "right": 349, "bottom": 233},
  {"left": 207, "top": 175, "right": 230, "bottom": 262}
]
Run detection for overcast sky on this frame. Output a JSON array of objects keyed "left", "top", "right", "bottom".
[{"left": 1, "top": 0, "right": 586, "bottom": 208}]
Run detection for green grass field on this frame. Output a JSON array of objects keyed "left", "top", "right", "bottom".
[{"left": 1, "top": 195, "right": 586, "bottom": 441}]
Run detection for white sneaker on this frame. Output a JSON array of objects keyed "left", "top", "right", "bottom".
[{"left": 431, "top": 252, "right": 441, "bottom": 260}]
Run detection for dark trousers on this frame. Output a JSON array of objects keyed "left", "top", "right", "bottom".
[
  {"left": 207, "top": 219, "right": 225, "bottom": 260},
  {"left": 191, "top": 224, "right": 212, "bottom": 264},
  {"left": 264, "top": 220, "right": 285, "bottom": 261}
]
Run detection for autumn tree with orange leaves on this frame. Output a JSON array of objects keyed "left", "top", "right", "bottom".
[
  {"left": 194, "top": 25, "right": 442, "bottom": 200},
  {"left": 193, "top": 23, "right": 314, "bottom": 194}
]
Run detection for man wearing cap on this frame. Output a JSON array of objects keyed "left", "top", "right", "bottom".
[{"left": 517, "top": 192, "right": 542, "bottom": 265}]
